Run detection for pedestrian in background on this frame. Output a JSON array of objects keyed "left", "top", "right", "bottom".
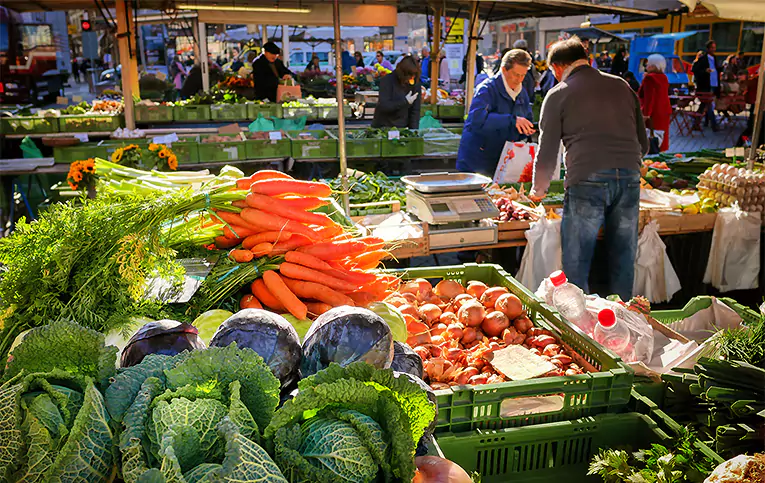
[{"left": 639, "top": 54, "right": 672, "bottom": 153}]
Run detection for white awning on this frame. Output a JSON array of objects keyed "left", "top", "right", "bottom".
[{"left": 679, "top": 0, "right": 765, "bottom": 22}]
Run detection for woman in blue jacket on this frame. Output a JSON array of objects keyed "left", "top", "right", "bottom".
[{"left": 456, "top": 49, "right": 535, "bottom": 176}]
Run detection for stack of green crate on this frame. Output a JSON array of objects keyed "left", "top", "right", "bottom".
[
  {"left": 247, "top": 103, "right": 282, "bottom": 119},
  {"left": 0, "top": 116, "right": 59, "bottom": 135},
  {"left": 173, "top": 105, "right": 212, "bottom": 122},
  {"left": 282, "top": 104, "right": 316, "bottom": 120},
  {"left": 197, "top": 134, "right": 246, "bottom": 162},
  {"left": 244, "top": 131, "right": 291, "bottom": 159},
  {"left": 53, "top": 143, "right": 110, "bottom": 164},
  {"left": 332, "top": 129, "right": 381, "bottom": 158},
  {"left": 381, "top": 133, "right": 424, "bottom": 157},
  {"left": 168, "top": 137, "right": 201, "bottom": 164},
  {"left": 135, "top": 104, "right": 174, "bottom": 123},
  {"left": 210, "top": 103, "right": 249, "bottom": 121},
  {"left": 288, "top": 130, "right": 337, "bottom": 159},
  {"left": 437, "top": 104, "right": 465, "bottom": 119},
  {"left": 58, "top": 114, "right": 124, "bottom": 132}
]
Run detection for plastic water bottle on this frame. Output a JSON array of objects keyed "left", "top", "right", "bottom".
[
  {"left": 593, "top": 308, "right": 634, "bottom": 361},
  {"left": 550, "top": 271, "right": 596, "bottom": 335}
]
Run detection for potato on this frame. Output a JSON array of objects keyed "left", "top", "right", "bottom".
[
  {"left": 495, "top": 293, "right": 524, "bottom": 319},
  {"left": 480, "top": 287, "right": 510, "bottom": 309},
  {"left": 434, "top": 279, "right": 465, "bottom": 299},
  {"left": 466, "top": 281, "right": 489, "bottom": 299},
  {"left": 482, "top": 311, "right": 510, "bottom": 337},
  {"left": 458, "top": 300, "right": 486, "bottom": 327}
]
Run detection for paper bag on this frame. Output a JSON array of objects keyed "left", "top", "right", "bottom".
[
  {"left": 493, "top": 142, "right": 536, "bottom": 184},
  {"left": 277, "top": 78, "right": 301, "bottom": 102}
]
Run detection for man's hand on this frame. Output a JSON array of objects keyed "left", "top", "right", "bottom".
[
  {"left": 706, "top": 68, "right": 713, "bottom": 73},
  {"left": 282, "top": 74, "right": 292, "bottom": 80},
  {"left": 529, "top": 189, "right": 545, "bottom": 203},
  {"left": 516, "top": 117, "right": 535, "bottom": 135},
  {"left": 405, "top": 92, "right": 418, "bottom": 105}
]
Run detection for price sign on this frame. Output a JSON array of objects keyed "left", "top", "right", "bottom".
[
  {"left": 268, "top": 131, "right": 283, "bottom": 140},
  {"left": 388, "top": 130, "right": 400, "bottom": 140},
  {"left": 74, "top": 133, "right": 89, "bottom": 143}
]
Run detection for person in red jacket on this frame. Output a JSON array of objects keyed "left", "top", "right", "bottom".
[{"left": 638, "top": 54, "right": 672, "bottom": 152}]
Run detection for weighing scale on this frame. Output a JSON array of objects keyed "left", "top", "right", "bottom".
[{"left": 401, "top": 173, "right": 499, "bottom": 249}]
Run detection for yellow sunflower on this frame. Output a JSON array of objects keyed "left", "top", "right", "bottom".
[
  {"left": 167, "top": 155, "right": 178, "bottom": 170},
  {"left": 112, "top": 148, "right": 124, "bottom": 163},
  {"left": 159, "top": 149, "right": 168, "bottom": 159}
]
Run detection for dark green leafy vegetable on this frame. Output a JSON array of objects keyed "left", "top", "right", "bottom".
[{"left": 327, "top": 171, "right": 406, "bottom": 206}]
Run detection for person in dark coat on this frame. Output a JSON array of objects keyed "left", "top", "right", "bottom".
[
  {"left": 180, "top": 61, "right": 223, "bottom": 99},
  {"left": 251, "top": 41, "right": 294, "bottom": 102},
  {"left": 623, "top": 71, "right": 640, "bottom": 92},
  {"left": 459, "top": 53, "right": 485, "bottom": 84},
  {"left": 691, "top": 40, "right": 721, "bottom": 130},
  {"left": 610, "top": 48, "right": 628, "bottom": 77},
  {"left": 372, "top": 55, "right": 421, "bottom": 130},
  {"left": 456, "top": 49, "right": 535, "bottom": 176},
  {"left": 354, "top": 52, "right": 365, "bottom": 68},
  {"left": 513, "top": 39, "right": 539, "bottom": 111}
]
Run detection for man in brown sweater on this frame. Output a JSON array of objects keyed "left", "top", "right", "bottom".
[{"left": 531, "top": 37, "right": 648, "bottom": 300}]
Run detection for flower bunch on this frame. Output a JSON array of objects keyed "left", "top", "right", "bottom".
[
  {"left": 66, "top": 158, "right": 97, "bottom": 190},
  {"left": 111, "top": 144, "right": 142, "bottom": 168},
  {"left": 146, "top": 143, "right": 178, "bottom": 171}
]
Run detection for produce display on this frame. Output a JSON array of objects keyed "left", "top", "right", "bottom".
[
  {"left": 387, "top": 278, "right": 585, "bottom": 389},
  {"left": 697, "top": 163, "right": 765, "bottom": 211},
  {"left": 328, "top": 171, "right": 407, "bottom": 206}
]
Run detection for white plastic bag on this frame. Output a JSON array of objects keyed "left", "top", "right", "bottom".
[
  {"left": 704, "top": 208, "right": 761, "bottom": 292},
  {"left": 493, "top": 142, "right": 536, "bottom": 184},
  {"left": 633, "top": 221, "right": 681, "bottom": 303},
  {"left": 586, "top": 297, "right": 655, "bottom": 364},
  {"left": 517, "top": 217, "right": 561, "bottom": 291}
]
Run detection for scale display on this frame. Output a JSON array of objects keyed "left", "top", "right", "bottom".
[{"left": 406, "top": 189, "right": 499, "bottom": 224}]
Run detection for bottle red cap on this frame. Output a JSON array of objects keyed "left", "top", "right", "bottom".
[
  {"left": 598, "top": 309, "right": 616, "bottom": 328},
  {"left": 550, "top": 271, "right": 567, "bottom": 287}
]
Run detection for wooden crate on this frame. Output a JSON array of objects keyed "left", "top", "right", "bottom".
[
  {"left": 645, "top": 211, "right": 718, "bottom": 235},
  {"left": 497, "top": 220, "right": 531, "bottom": 241}
]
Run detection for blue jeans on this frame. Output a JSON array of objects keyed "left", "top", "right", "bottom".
[{"left": 561, "top": 169, "right": 641, "bottom": 300}]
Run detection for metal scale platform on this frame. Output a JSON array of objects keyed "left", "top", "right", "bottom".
[{"left": 402, "top": 172, "right": 499, "bottom": 250}]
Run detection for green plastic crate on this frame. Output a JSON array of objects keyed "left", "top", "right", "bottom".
[
  {"left": 447, "top": 126, "right": 464, "bottom": 135},
  {"left": 421, "top": 104, "right": 437, "bottom": 117},
  {"left": 332, "top": 130, "right": 381, "bottom": 158},
  {"left": 1, "top": 116, "right": 59, "bottom": 134},
  {"left": 58, "top": 115, "right": 123, "bottom": 132},
  {"left": 244, "top": 135, "right": 291, "bottom": 159},
  {"left": 282, "top": 105, "right": 316, "bottom": 119},
  {"left": 173, "top": 105, "right": 212, "bottom": 122},
  {"left": 429, "top": 391, "right": 722, "bottom": 482},
  {"left": 388, "top": 264, "right": 634, "bottom": 433},
  {"left": 650, "top": 296, "right": 759, "bottom": 326},
  {"left": 170, "top": 139, "right": 200, "bottom": 165},
  {"left": 381, "top": 136, "right": 424, "bottom": 157},
  {"left": 135, "top": 104, "right": 174, "bottom": 123},
  {"left": 316, "top": 105, "right": 353, "bottom": 120},
  {"left": 247, "top": 103, "right": 282, "bottom": 119},
  {"left": 288, "top": 130, "right": 337, "bottom": 159},
  {"left": 210, "top": 103, "right": 249, "bottom": 121},
  {"left": 53, "top": 143, "right": 109, "bottom": 163},
  {"left": 437, "top": 104, "right": 465, "bottom": 118},
  {"left": 197, "top": 135, "right": 246, "bottom": 162}
]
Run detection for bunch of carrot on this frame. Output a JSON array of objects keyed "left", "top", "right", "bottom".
[{"left": 209, "top": 170, "right": 398, "bottom": 320}]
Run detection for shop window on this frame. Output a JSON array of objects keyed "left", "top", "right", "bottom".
[
  {"left": 711, "top": 22, "right": 740, "bottom": 52},
  {"left": 740, "top": 22, "right": 764, "bottom": 53},
  {"left": 683, "top": 24, "right": 709, "bottom": 54}
]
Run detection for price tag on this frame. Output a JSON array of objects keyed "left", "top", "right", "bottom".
[
  {"left": 735, "top": 147, "right": 746, "bottom": 157},
  {"left": 725, "top": 148, "right": 735, "bottom": 157},
  {"left": 223, "top": 147, "right": 238, "bottom": 159},
  {"left": 155, "top": 72, "right": 167, "bottom": 81},
  {"left": 74, "top": 133, "right": 89, "bottom": 143},
  {"left": 268, "top": 131, "right": 283, "bottom": 141},
  {"left": 388, "top": 130, "right": 400, "bottom": 140},
  {"left": 56, "top": 96, "right": 69, "bottom": 105},
  {"left": 72, "top": 95, "right": 83, "bottom": 103},
  {"left": 366, "top": 74, "right": 374, "bottom": 83},
  {"left": 152, "top": 133, "right": 179, "bottom": 146}
]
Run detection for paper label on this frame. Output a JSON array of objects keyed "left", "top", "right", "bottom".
[
  {"left": 366, "top": 74, "right": 374, "bottom": 83},
  {"left": 268, "top": 131, "right": 283, "bottom": 141},
  {"left": 302, "top": 144, "right": 319, "bottom": 157},
  {"left": 72, "top": 95, "right": 83, "bottom": 103},
  {"left": 388, "top": 130, "right": 400, "bottom": 140},
  {"left": 74, "top": 133, "right": 89, "bottom": 142},
  {"left": 725, "top": 148, "right": 735, "bottom": 157},
  {"left": 735, "top": 147, "right": 746, "bottom": 157},
  {"left": 156, "top": 72, "right": 167, "bottom": 81},
  {"left": 499, "top": 394, "right": 565, "bottom": 418},
  {"left": 153, "top": 133, "right": 179, "bottom": 146},
  {"left": 223, "top": 147, "right": 238, "bottom": 159},
  {"left": 56, "top": 96, "right": 69, "bottom": 105}
]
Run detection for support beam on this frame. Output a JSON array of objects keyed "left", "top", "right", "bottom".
[
  {"left": 261, "top": 25, "right": 268, "bottom": 44},
  {"left": 748, "top": 37, "right": 765, "bottom": 168},
  {"left": 115, "top": 0, "right": 137, "bottom": 129},
  {"left": 332, "top": 0, "right": 349, "bottom": 215},
  {"left": 464, "top": 2, "right": 479, "bottom": 113},
  {"left": 282, "top": 25, "right": 290, "bottom": 66},
  {"left": 199, "top": 21, "right": 209, "bottom": 92},
  {"left": 430, "top": 6, "right": 442, "bottom": 105}
]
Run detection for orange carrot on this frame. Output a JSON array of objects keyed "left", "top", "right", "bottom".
[
  {"left": 281, "top": 276, "right": 355, "bottom": 307},
  {"left": 278, "top": 262, "right": 360, "bottom": 292},
  {"left": 229, "top": 249, "right": 254, "bottom": 263},
  {"left": 314, "top": 224, "right": 345, "bottom": 241},
  {"left": 306, "top": 302, "right": 333, "bottom": 316},
  {"left": 348, "top": 250, "right": 388, "bottom": 270},
  {"left": 271, "top": 235, "right": 313, "bottom": 255},
  {"left": 250, "top": 243, "right": 273, "bottom": 258},
  {"left": 245, "top": 193, "right": 338, "bottom": 227},
  {"left": 213, "top": 210, "right": 256, "bottom": 229},
  {"left": 240, "top": 294, "right": 262, "bottom": 309},
  {"left": 232, "top": 200, "right": 249, "bottom": 209},
  {"left": 348, "top": 291, "right": 380, "bottom": 307},
  {"left": 214, "top": 236, "right": 242, "bottom": 249},
  {"left": 296, "top": 239, "right": 368, "bottom": 261},
  {"left": 263, "top": 270, "right": 307, "bottom": 320},
  {"left": 278, "top": 197, "right": 330, "bottom": 211},
  {"left": 325, "top": 262, "right": 378, "bottom": 284},
  {"left": 224, "top": 224, "right": 260, "bottom": 239},
  {"left": 236, "top": 171, "right": 293, "bottom": 190},
  {"left": 284, "top": 251, "right": 334, "bottom": 271},
  {"left": 251, "top": 278, "right": 285, "bottom": 311},
  {"left": 242, "top": 231, "right": 293, "bottom": 250},
  {"left": 240, "top": 208, "right": 320, "bottom": 241},
  {"left": 250, "top": 179, "right": 332, "bottom": 198}
]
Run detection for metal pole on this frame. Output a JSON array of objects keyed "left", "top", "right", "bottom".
[
  {"left": 199, "top": 21, "right": 209, "bottom": 92},
  {"left": 115, "top": 0, "right": 135, "bottom": 129},
  {"left": 430, "top": 7, "right": 442, "bottom": 105},
  {"left": 747, "top": 38, "right": 765, "bottom": 168},
  {"left": 465, "top": 2, "right": 479, "bottom": 113},
  {"left": 333, "top": 0, "right": 349, "bottom": 215},
  {"left": 261, "top": 25, "right": 268, "bottom": 44},
  {"left": 137, "top": 23, "right": 148, "bottom": 74},
  {"left": 282, "top": 25, "right": 290, "bottom": 66}
]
